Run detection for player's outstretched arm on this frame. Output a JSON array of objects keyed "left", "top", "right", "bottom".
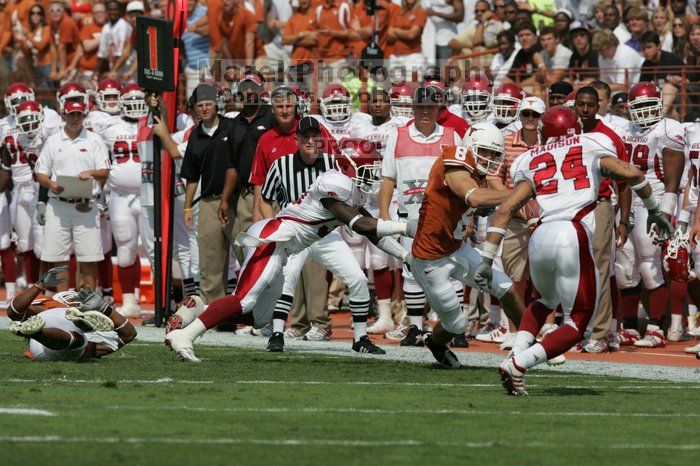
[
  {"left": 321, "top": 198, "right": 411, "bottom": 238},
  {"left": 8, "top": 266, "right": 69, "bottom": 321},
  {"left": 444, "top": 167, "right": 511, "bottom": 209},
  {"left": 473, "top": 182, "right": 534, "bottom": 290},
  {"left": 601, "top": 157, "right": 674, "bottom": 241}
]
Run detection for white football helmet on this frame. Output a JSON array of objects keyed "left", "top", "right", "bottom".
[{"left": 464, "top": 122, "right": 506, "bottom": 176}]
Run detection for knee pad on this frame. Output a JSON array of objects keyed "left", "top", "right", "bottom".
[
  {"left": 111, "top": 217, "right": 133, "bottom": 244},
  {"left": 614, "top": 261, "right": 640, "bottom": 289},
  {"left": 116, "top": 247, "right": 137, "bottom": 268},
  {"left": 639, "top": 260, "right": 664, "bottom": 290},
  {"left": 440, "top": 306, "right": 468, "bottom": 334},
  {"left": 343, "top": 273, "right": 369, "bottom": 303}
]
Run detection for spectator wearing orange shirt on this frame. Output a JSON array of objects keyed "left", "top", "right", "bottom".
[
  {"left": 78, "top": 2, "right": 106, "bottom": 81},
  {"left": 282, "top": 0, "right": 317, "bottom": 87},
  {"left": 217, "top": 0, "right": 256, "bottom": 66},
  {"left": 48, "top": 1, "right": 81, "bottom": 82},
  {"left": 388, "top": 0, "right": 427, "bottom": 82},
  {"left": 316, "top": 0, "right": 352, "bottom": 82},
  {"left": 0, "top": 1, "right": 14, "bottom": 74},
  {"left": 16, "top": 4, "right": 53, "bottom": 85}
]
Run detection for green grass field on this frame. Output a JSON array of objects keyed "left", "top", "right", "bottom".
[{"left": 1, "top": 330, "right": 699, "bottom": 466}]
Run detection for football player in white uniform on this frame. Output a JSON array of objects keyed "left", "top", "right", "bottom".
[
  {"left": 474, "top": 106, "right": 673, "bottom": 395},
  {"left": 616, "top": 82, "right": 686, "bottom": 348},
  {"left": 7, "top": 266, "right": 136, "bottom": 361},
  {"left": 449, "top": 76, "right": 497, "bottom": 126},
  {"left": 101, "top": 83, "right": 149, "bottom": 318},
  {"left": 345, "top": 89, "right": 407, "bottom": 334},
  {"left": 313, "top": 83, "right": 364, "bottom": 142},
  {"left": 165, "top": 145, "right": 412, "bottom": 362},
  {"left": 87, "top": 79, "right": 123, "bottom": 132},
  {"left": 492, "top": 83, "right": 524, "bottom": 134},
  {"left": 0, "top": 101, "right": 53, "bottom": 291},
  {"left": 389, "top": 82, "right": 414, "bottom": 119}
]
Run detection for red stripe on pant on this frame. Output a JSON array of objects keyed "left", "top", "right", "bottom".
[
  {"left": 540, "top": 222, "right": 597, "bottom": 358},
  {"left": 198, "top": 219, "right": 282, "bottom": 330}
]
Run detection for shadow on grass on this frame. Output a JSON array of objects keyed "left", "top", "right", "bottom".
[{"left": 538, "top": 387, "right": 603, "bottom": 396}]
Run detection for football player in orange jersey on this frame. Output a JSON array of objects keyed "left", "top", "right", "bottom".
[
  {"left": 410, "top": 123, "right": 526, "bottom": 369},
  {"left": 7, "top": 266, "right": 137, "bottom": 361}
]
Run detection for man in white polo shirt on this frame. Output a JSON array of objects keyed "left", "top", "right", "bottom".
[{"left": 34, "top": 101, "right": 110, "bottom": 290}]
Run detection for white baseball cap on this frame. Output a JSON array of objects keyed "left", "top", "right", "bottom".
[
  {"left": 126, "top": 1, "right": 145, "bottom": 13},
  {"left": 520, "top": 96, "right": 546, "bottom": 115}
]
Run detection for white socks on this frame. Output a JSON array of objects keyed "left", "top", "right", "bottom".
[
  {"left": 353, "top": 320, "right": 367, "bottom": 341},
  {"left": 181, "top": 318, "right": 207, "bottom": 341},
  {"left": 512, "top": 331, "right": 536, "bottom": 354},
  {"left": 408, "top": 315, "right": 423, "bottom": 328},
  {"left": 513, "top": 343, "right": 548, "bottom": 370}
]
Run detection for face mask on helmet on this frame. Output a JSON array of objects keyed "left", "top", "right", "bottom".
[
  {"left": 390, "top": 100, "right": 413, "bottom": 118},
  {"left": 492, "top": 96, "right": 520, "bottom": 124},
  {"left": 321, "top": 97, "right": 351, "bottom": 123},
  {"left": 629, "top": 99, "right": 663, "bottom": 129},
  {"left": 7, "top": 94, "right": 33, "bottom": 115},
  {"left": 97, "top": 90, "right": 121, "bottom": 114},
  {"left": 337, "top": 144, "right": 382, "bottom": 194},
  {"left": 51, "top": 290, "right": 83, "bottom": 308},
  {"left": 461, "top": 92, "right": 491, "bottom": 119},
  {"left": 663, "top": 231, "right": 693, "bottom": 282},
  {"left": 17, "top": 109, "right": 44, "bottom": 138},
  {"left": 472, "top": 145, "right": 505, "bottom": 176},
  {"left": 120, "top": 94, "right": 148, "bottom": 119}
]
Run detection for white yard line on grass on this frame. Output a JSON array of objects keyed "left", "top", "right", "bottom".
[
  {"left": 6, "top": 377, "right": 213, "bottom": 385},
  {"left": 0, "top": 435, "right": 699, "bottom": 450},
  {"left": 105, "top": 405, "right": 700, "bottom": 418},
  {"left": 0, "top": 408, "right": 54, "bottom": 416}
]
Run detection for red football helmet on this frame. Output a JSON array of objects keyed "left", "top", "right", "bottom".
[
  {"left": 260, "top": 88, "right": 271, "bottom": 104},
  {"left": 492, "top": 83, "right": 524, "bottom": 124},
  {"left": 15, "top": 100, "right": 44, "bottom": 138},
  {"left": 119, "top": 83, "right": 148, "bottom": 119},
  {"left": 4, "top": 83, "right": 35, "bottom": 116},
  {"left": 540, "top": 105, "right": 582, "bottom": 142},
  {"left": 320, "top": 83, "right": 351, "bottom": 123},
  {"left": 337, "top": 137, "right": 382, "bottom": 194},
  {"left": 57, "top": 83, "right": 89, "bottom": 113},
  {"left": 96, "top": 79, "right": 122, "bottom": 114},
  {"left": 461, "top": 76, "right": 492, "bottom": 120},
  {"left": 390, "top": 82, "right": 414, "bottom": 118},
  {"left": 565, "top": 91, "right": 577, "bottom": 108},
  {"left": 663, "top": 231, "right": 693, "bottom": 282},
  {"left": 628, "top": 82, "right": 663, "bottom": 129}
]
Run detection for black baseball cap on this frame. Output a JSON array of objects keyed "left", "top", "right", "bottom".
[
  {"left": 549, "top": 81, "right": 574, "bottom": 97},
  {"left": 611, "top": 92, "right": 628, "bottom": 106},
  {"left": 413, "top": 86, "right": 439, "bottom": 104},
  {"left": 297, "top": 116, "right": 321, "bottom": 134}
]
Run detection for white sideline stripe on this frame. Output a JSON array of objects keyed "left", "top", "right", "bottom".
[
  {"left": 0, "top": 436, "right": 699, "bottom": 450},
  {"left": 106, "top": 405, "right": 700, "bottom": 418},
  {"left": 6, "top": 378, "right": 213, "bottom": 385},
  {"left": 0, "top": 408, "right": 55, "bottom": 416},
  {"left": 3, "top": 378, "right": 695, "bottom": 390}
]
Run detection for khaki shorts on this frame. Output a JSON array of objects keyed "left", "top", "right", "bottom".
[
  {"left": 41, "top": 199, "right": 103, "bottom": 263},
  {"left": 501, "top": 218, "right": 531, "bottom": 282}
]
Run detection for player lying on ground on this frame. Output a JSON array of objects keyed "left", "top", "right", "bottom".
[
  {"left": 473, "top": 106, "right": 674, "bottom": 396},
  {"left": 7, "top": 266, "right": 137, "bottom": 361},
  {"left": 165, "top": 138, "right": 412, "bottom": 362},
  {"left": 409, "top": 122, "right": 529, "bottom": 369}
]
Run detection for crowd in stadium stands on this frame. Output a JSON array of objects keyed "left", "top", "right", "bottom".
[{"left": 2, "top": 0, "right": 700, "bottom": 360}]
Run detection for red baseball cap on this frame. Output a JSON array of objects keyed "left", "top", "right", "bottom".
[{"left": 64, "top": 100, "right": 86, "bottom": 114}]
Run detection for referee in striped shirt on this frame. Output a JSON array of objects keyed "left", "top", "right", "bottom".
[
  {"left": 259, "top": 117, "right": 335, "bottom": 212},
  {"left": 261, "top": 116, "right": 336, "bottom": 347}
]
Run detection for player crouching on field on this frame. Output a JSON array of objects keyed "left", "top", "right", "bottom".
[
  {"left": 7, "top": 266, "right": 136, "bottom": 361},
  {"left": 473, "top": 106, "right": 674, "bottom": 395}
]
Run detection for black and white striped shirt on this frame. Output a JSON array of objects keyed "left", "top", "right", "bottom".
[{"left": 261, "top": 151, "right": 335, "bottom": 208}]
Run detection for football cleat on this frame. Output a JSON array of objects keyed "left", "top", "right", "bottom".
[
  {"left": 352, "top": 335, "right": 386, "bottom": 354},
  {"left": 366, "top": 318, "right": 394, "bottom": 335},
  {"left": 165, "top": 329, "right": 200, "bottom": 362},
  {"left": 424, "top": 335, "right": 461, "bottom": 369},
  {"left": 65, "top": 307, "right": 114, "bottom": 332},
  {"left": 607, "top": 331, "right": 621, "bottom": 352},
  {"left": 400, "top": 325, "right": 424, "bottom": 347},
  {"left": 251, "top": 323, "right": 273, "bottom": 337},
  {"left": 303, "top": 325, "right": 332, "bottom": 341},
  {"left": 619, "top": 328, "right": 641, "bottom": 346},
  {"left": 499, "top": 332, "right": 516, "bottom": 350},
  {"left": 385, "top": 323, "right": 409, "bottom": 341},
  {"left": 581, "top": 338, "right": 609, "bottom": 354},
  {"left": 9, "top": 315, "right": 45, "bottom": 337},
  {"left": 633, "top": 326, "right": 666, "bottom": 348},
  {"left": 284, "top": 327, "right": 306, "bottom": 340},
  {"left": 546, "top": 354, "right": 566, "bottom": 366},
  {"left": 450, "top": 333, "right": 470, "bottom": 348},
  {"left": 475, "top": 325, "right": 508, "bottom": 343},
  {"left": 267, "top": 332, "right": 285, "bottom": 352},
  {"left": 683, "top": 343, "right": 700, "bottom": 354},
  {"left": 498, "top": 357, "right": 528, "bottom": 396},
  {"left": 666, "top": 328, "right": 692, "bottom": 342}
]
